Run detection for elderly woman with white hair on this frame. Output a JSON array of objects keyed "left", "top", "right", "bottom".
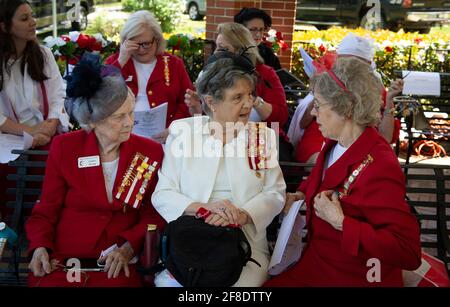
[
  {"left": 26, "top": 53, "right": 165, "bottom": 287},
  {"left": 106, "top": 10, "right": 194, "bottom": 144},
  {"left": 152, "top": 54, "right": 286, "bottom": 287},
  {"left": 265, "top": 57, "right": 421, "bottom": 287}
]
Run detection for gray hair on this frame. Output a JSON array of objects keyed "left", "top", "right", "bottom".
[
  {"left": 311, "top": 57, "right": 383, "bottom": 127},
  {"left": 196, "top": 58, "right": 256, "bottom": 117},
  {"left": 70, "top": 76, "right": 129, "bottom": 130},
  {"left": 120, "top": 10, "right": 166, "bottom": 55}
]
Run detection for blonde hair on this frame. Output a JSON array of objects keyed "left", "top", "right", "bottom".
[
  {"left": 120, "top": 10, "right": 166, "bottom": 55},
  {"left": 217, "top": 22, "right": 264, "bottom": 65},
  {"left": 311, "top": 57, "right": 383, "bottom": 127}
]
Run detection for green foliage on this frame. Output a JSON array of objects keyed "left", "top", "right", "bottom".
[
  {"left": 84, "top": 15, "right": 124, "bottom": 43},
  {"left": 166, "top": 33, "right": 206, "bottom": 82},
  {"left": 121, "top": 0, "right": 184, "bottom": 33}
]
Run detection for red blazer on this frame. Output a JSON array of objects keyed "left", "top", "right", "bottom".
[
  {"left": 256, "top": 64, "right": 288, "bottom": 130},
  {"left": 106, "top": 53, "right": 193, "bottom": 127},
  {"left": 26, "top": 130, "right": 165, "bottom": 259},
  {"left": 267, "top": 127, "right": 421, "bottom": 287}
]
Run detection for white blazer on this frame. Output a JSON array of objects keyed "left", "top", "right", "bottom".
[
  {"left": 152, "top": 116, "right": 286, "bottom": 264},
  {"left": 0, "top": 46, "right": 69, "bottom": 131}
]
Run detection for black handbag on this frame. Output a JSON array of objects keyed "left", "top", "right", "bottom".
[{"left": 160, "top": 213, "right": 260, "bottom": 287}]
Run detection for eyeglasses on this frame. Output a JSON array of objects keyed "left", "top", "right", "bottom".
[
  {"left": 248, "top": 27, "right": 268, "bottom": 34},
  {"left": 137, "top": 38, "right": 156, "bottom": 50},
  {"left": 312, "top": 99, "right": 329, "bottom": 111}
]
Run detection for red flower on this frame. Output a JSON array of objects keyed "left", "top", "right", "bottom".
[
  {"left": 319, "top": 44, "right": 326, "bottom": 53},
  {"left": 90, "top": 41, "right": 103, "bottom": 52},
  {"left": 280, "top": 40, "right": 288, "bottom": 51},
  {"left": 77, "top": 34, "right": 96, "bottom": 49},
  {"left": 414, "top": 38, "right": 423, "bottom": 44},
  {"left": 61, "top": 35, "right": 70, "bottom": 42},
  {"left": 276, "top": 31, "right": 283, "bottom": 40},
  {"left": 68, "top": 56, "right": 79, "bottom": 65},
  {"left": 385, "top": 46, "right": 393, "bottom": 53}
]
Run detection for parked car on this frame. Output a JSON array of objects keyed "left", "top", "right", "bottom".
[
  {"left": 30, "top": 0, "right": 95, "bottom": 34},
  {"left": 296, "top": 0, "right": 450, "bottom": 33},
  {"left": 183, "top": 0, "right": 206, "bottom": 20}
]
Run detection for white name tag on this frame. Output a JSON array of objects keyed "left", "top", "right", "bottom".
[{"left": 78, "top": 155, "right": 100, "bottom": 168}]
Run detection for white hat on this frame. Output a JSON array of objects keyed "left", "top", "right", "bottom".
[{"left": 337, "top": 33, "right": 375, "bottom": 62}]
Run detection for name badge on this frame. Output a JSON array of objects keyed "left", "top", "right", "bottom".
[
  {"left": 78, "top": 155, "right": 100, "bottom": 168},
  {"left": 125, "top": 75, "right": 133, "bottom": 82}
]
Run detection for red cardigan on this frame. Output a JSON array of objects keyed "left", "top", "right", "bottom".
[
  {"left": 26, "top": 130, "right": 165, "bottom": 259},
  {"left": 106, "top": 53, "right": 193, "bottom": 127},
  {"left": 266, "top": 127, "right": 421, "bottom": 286}
]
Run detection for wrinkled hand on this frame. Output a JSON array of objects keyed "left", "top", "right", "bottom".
[
  {"left": 39, "top": 119, "right": 58, "bottom": 137},
  {"left": 386, "top": 79, "right": 404, "bottom": 105},
  {"left": 32, "top": 133, "right": 51, "bottom": 148},
  {"left": 184, "top": 89, "right": 202, "bottom": 114},
  {"left": 29, "top": 247, "right": 52, "bottom": 277},
  {"left": 206, "top": 200, "right": 241, "bottom": 225},
  {"left": 204, "top": 213, "right": 231, "bottom": 227},
  {"left": 118, "top": 39, "right": 139, "bottom": 67},
  {"left": 313, "top": 190, "right": 344, "bottom": 231},
  {"left": 284, "top": 191, "right": 305, "bottom": 214},
  {"left": 98, "top": 242, "right": 134, "bottom": 279},
  {"left": 152, "top": 129, "right": 169, "bottom": 144}
]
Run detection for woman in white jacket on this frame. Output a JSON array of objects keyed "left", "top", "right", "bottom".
[
  {"left": 152, "top": 53, "right": 286, "bottom": 287},
  {"left": 0, "top": 0, "right": 68, "bottom": 146},
  {"left": 0, "top": 0, "right": 68, "bottom": 220}
]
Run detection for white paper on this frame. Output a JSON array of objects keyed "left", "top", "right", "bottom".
[
  {"left": 402, "top": 71, "right": 441, "bottom": 97},
  {"left": 299, "top": 47, "right": 315, "bottom": 79},
  {"left": 0, "top": 132, "right": 33, "bottom": 164},
  {"left": 268, "top": 200, "right": 306, "bottom": 275},
  {"left": 133, "top": 102, "right": 168, "bottom": 139}
]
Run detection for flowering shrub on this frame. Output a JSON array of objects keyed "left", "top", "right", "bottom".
[
  {"left": 43, "top": 31, "right": 118, "bottom": 73},
  {"left": 263, "top": 29, "right": 289, "bottom": 54},
  {"left": 166, "top": 33, "right": 206, "bottom": 82},
  {"left": 291, "top": 27, "right": 450, "bottom": 87}
]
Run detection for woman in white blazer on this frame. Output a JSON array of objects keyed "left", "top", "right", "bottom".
[
  {"left": 0, "top": 0, "right": 68, "bottom": 146},
  {"left": 152, "top": 53, "right": 286, "bottom": 287}
]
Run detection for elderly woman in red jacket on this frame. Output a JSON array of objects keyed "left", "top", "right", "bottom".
[
  {"left": 265, "top": 57, "right": 421, "bottom": 287},
  {"left": 105, "top": 10, "right": 193, "bottom": 144},
  {"left": 26, "top": 53, "right": 165, "bottom": 287}
]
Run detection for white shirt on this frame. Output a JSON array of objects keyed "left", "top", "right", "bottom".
[
  {"left": 325, "top": 143, "right": 348, "bottom": 169},
  {"left": 0, "top": 46, "right": 69, "bottom": 131},
  {"left": 102, "top": 158, "right": 119, "bottom": 203},
  {"left": 133, "top": 58, "right": 156, "bottom": 112},
  {"left": 208, "top": 154, "right": 233, "bottom": 203}
]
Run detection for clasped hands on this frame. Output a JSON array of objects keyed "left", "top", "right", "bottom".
[
  {"left": 199, "top": 200, "right": 249, "bottom": 227},
  {"left": 29, "top": 119, "right": 59, "bottom": 148},
  {"left": 29, "top": 242, "right": 135, "bottom": 279}
]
